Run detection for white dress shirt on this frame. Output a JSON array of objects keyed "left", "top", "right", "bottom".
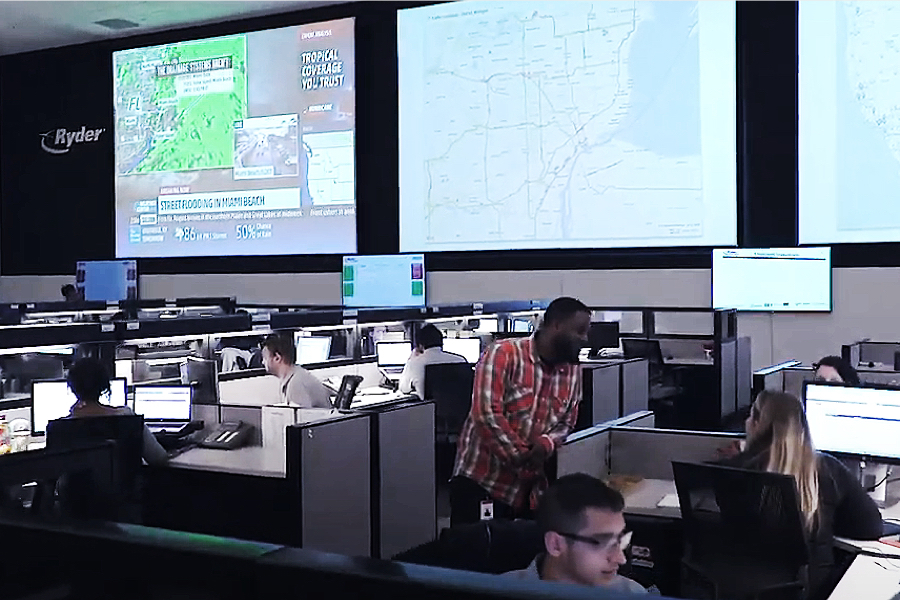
[{"left": 399, "top": 346, "right": 467, "bottom": 396}]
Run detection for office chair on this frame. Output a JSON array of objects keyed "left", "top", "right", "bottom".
[
  {"left": 392, "top": 518, "right": 543, "bottom": 574},
  {"left": 424, "top": 363, "right": 475, "bottom": 444},
  {"left": 672, "top": 461, "right": 810, "bottom": 600},
  {"left": 623, "top": 338, "right": 682, "bottom": 422},
  {"left": 46, "top": 415, "right": 145, "bottom": 522}
]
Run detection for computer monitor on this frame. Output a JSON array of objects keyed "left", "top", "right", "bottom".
[
  {"left": 803, "top": 381, "right": 900, "bottom": 461},
  {"left": 376, "top": 341, "right": 412, "bottom": 367},
  {"left": 511, "top": 319, "right": 532, "bottom": 333},
  {"left": 473, "top": 318, "right": 498, "bottom": 333},
  {"left": 295, "top": 336, "right": 332, "bottom": 365},
  {"left": 31, "top": 378, "right": 127, "bottom": 435},
  {"left": 588, "top": 322, "right": 620, "bottom": 352},
  {"left": 76, "top": 260, "right": 138, "bottom": 302},
  {"left": 133, "top": 385, "right": 192, "bottom": 422},
  {"left": 443, "top": 338, "right": 481, "bottom": 364},
  {"left": 622, "top": 338, "right": 665, "bottom": 366}
]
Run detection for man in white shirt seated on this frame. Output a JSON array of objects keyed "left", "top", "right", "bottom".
[
  {"left": 261, "top": 334, "right": 333, "bottom": 408},
  {"left": 503, "top": 473, "right": 654, "bottom": 595},
  {"left": 398, "top": 324, "right": 467, "bottom": 397}
]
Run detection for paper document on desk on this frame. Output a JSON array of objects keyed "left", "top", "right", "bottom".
[{"left": 656, "top": 493, "right": 681, "bottom": 508}]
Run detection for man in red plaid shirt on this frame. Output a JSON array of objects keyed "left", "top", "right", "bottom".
[{"left": 450, "top": 297, "right": 591, "bottom": 526}]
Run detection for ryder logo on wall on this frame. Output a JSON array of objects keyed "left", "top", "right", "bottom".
[{"left": 39, "top": 126, "right": 105, "bottom": 155}]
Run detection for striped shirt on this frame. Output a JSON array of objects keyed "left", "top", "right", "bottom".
[{"left": 453, "top": 335, "right": 582, "bottom": 510}]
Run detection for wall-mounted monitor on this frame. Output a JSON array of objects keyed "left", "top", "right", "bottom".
[
  {"left": 799, "top": 2, "right": 900, "bottom": 244},
  {"left": 712, "top": 247, "right": 832, "bottom": 312},
  {"left": 342, "top": 254, "right": 425, "bottom": 308},
  {"left": 113, "top": 18, "right": 356, "bottom": 258},
  {"left": 398, "top": 0, "right": 737, "bottom": 252},
  {"left": 76, "top": 260, "right": 138, "bottom": 302}
]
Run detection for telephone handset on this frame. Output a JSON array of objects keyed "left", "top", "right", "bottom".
[
  {"left": 335, "top": 375, "right": 364, "bottom": 410},
  {"left": 198, "top": 421, "right": 253, "bottom": 450}
]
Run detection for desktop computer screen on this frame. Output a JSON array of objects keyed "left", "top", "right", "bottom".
[
  {"left": 133, "top": 385, "right": 192, "bottom": 421},
  {"left": 295, "top": 335, "right": 332, "bottom": 365},
  {"left": 512, "top": 319, "right": 532, "bottom": 333},
  {"left": 443, "top": 338, "right": 481, "bottom": 364},
  {"left": 76, "top": 260, "right": 138, "bottom": 302},
  {"left": 803, "top": 382, "right": 900, "bottom": 461},
  {"left": 474, "top": 318, "right": 498, "bottom": 333},
  {"left": 32, "top": 378, "right": 127, "bottom": 435},
  {"left": 588, "top": 322, "right": 620, "bottom": 349},
  {"left": 376, "top": 341, "right": 412, "bottom": 367}
]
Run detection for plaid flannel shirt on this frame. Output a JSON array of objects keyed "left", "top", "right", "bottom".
[{"left": 452, "top": 336, "right": 582, "bottom": 510}]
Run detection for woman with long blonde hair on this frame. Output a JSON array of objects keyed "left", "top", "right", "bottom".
[{"left": 719, "top": 391, "right": 882, "bottom": 599}]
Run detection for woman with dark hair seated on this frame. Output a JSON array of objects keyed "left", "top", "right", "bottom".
[
  {"left": 813, "top": 355, "right": 860, "bottom": 385},
  {"left": 66, "top": 357, "right": 168, "bottom": 466}
]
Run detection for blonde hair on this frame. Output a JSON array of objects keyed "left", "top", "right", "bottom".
[{"left": 749, "top": 391, "right": 819, "bottom": 529}]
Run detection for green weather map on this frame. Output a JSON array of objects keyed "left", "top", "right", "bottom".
[{"left": 115, "top": 35, "right": 248, "bottom": 174}]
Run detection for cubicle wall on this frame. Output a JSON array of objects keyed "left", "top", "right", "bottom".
[
  {"left": 736, "top": 336, "right": 752, "bottom": 410},
  {"left": 607, "top": 428, "right": 742, "bottom": 481},
  {"left": 557, "top": 412, "right": 655, "bottom": 480},
  {"left": 784, "top": 365, "right": 900, "bottom": 399},
  {"left": 621, "top": 360, "right": 650, "bottom": 417},
  {"left": 288, "top": 412, "right": 372, "bottom": 557},
  {"left": 369, "top": 400, "right": 436, "bottom": 559}
]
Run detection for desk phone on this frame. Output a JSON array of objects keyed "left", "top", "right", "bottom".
[{"left": 198, "top": 421, "right": 253, "bottom": 450}]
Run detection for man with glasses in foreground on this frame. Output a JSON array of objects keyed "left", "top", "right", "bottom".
[{"left": 503, "top": 473, "right": 653, "bottom": 594}]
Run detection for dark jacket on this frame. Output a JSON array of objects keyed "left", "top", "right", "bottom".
[{"left": 717, "top": 448, "right": 882, "bottom": 598}]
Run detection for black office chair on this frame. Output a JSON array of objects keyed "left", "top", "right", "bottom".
[
  {"left": 424, "top": 363, "right": 475, "bottom": 444},
  {"left": 392, "top": 519, "right": 543, "bottom": 574},
  {"left": 46, "top": 415, "right": 145, "bottom": 523},
  {"left": 248, "top": 350, "right": 263, "bottom": 370},
  {"left": 672, "top": 461, "right": 810, "bottom": 600},
  {"left": 623, "top": 338, "right": 682, "bottom": 423}
]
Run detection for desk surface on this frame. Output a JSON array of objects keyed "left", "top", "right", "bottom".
[
  {"left": 621, "top": 478, "right": 681, "bottom": 519},
  {"left": 168, "top": 446, "right": 285, "bottom": 478},
  {"left": 665, "top": 358, "right": 714, "bottom": 366},
  {"left": 827, "top": 554, "right": 900, "bottom": 600}
]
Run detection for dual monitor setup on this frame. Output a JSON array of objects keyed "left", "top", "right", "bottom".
[{"left": 30, "top": 381, "right": 192, "bottom": 436}]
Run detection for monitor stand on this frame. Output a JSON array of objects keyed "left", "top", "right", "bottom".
[{"left": 859, "top": 459, "right": 892, "bottom": 507}]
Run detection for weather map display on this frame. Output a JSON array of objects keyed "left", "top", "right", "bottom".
[
  {"left": 398, "top": 1, "right": 736, "bottom": 252},
  {"left": 113, "top": 18, "right": 356, "bottom": 258},
  {"left": 800, "top": 2, "right": 900, "bottom": 244}
]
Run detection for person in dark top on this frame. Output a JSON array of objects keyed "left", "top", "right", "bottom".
[
  {"left": 717, "top": 391, "right": 882, "bottom": 599},
  {"left": 812, "top": 355, "right": 860, "bottom": 385},
  {"left": 60, "top": 284, "right": 84, "bottom": 303}
]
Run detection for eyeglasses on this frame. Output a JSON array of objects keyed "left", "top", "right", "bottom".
[{"left": 555, "top": 530, "right": 632, "bottom": 553}]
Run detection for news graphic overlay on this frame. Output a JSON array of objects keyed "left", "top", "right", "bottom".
[{"left": 113, "top": 19, "right": 356, "bottom": 258}]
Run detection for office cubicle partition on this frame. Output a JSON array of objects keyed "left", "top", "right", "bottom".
[
  {"left": 360, "top": 399, "right": 436, "bottom": 559},
  {"left": 286, "top": 412, "right": 372, "bottom": 557}
]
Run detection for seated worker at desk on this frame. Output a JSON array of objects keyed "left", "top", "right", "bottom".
[
  {"left": 398, "top": 324, "right": 467, "bottom": 396},
  {"left": 813, "top": 355, "right": 860, "bottom": 385},
  {"left": 717, "top": 391, "right": 882, "bottom": 600},
  {"left": 451, "top": 296, "right": 591, "bottom": 525},
  {"left": 504, "top": 473, "right": 654, "bottom": 594},
  {"left": 60, "top": 283, "right": 84, "bottom": 303},
  {"left": 67, "top": 357, "right": 168, "bottom": 466},
  {"left": 261, "top": 334, "right": 332, "bottom": 408}
]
